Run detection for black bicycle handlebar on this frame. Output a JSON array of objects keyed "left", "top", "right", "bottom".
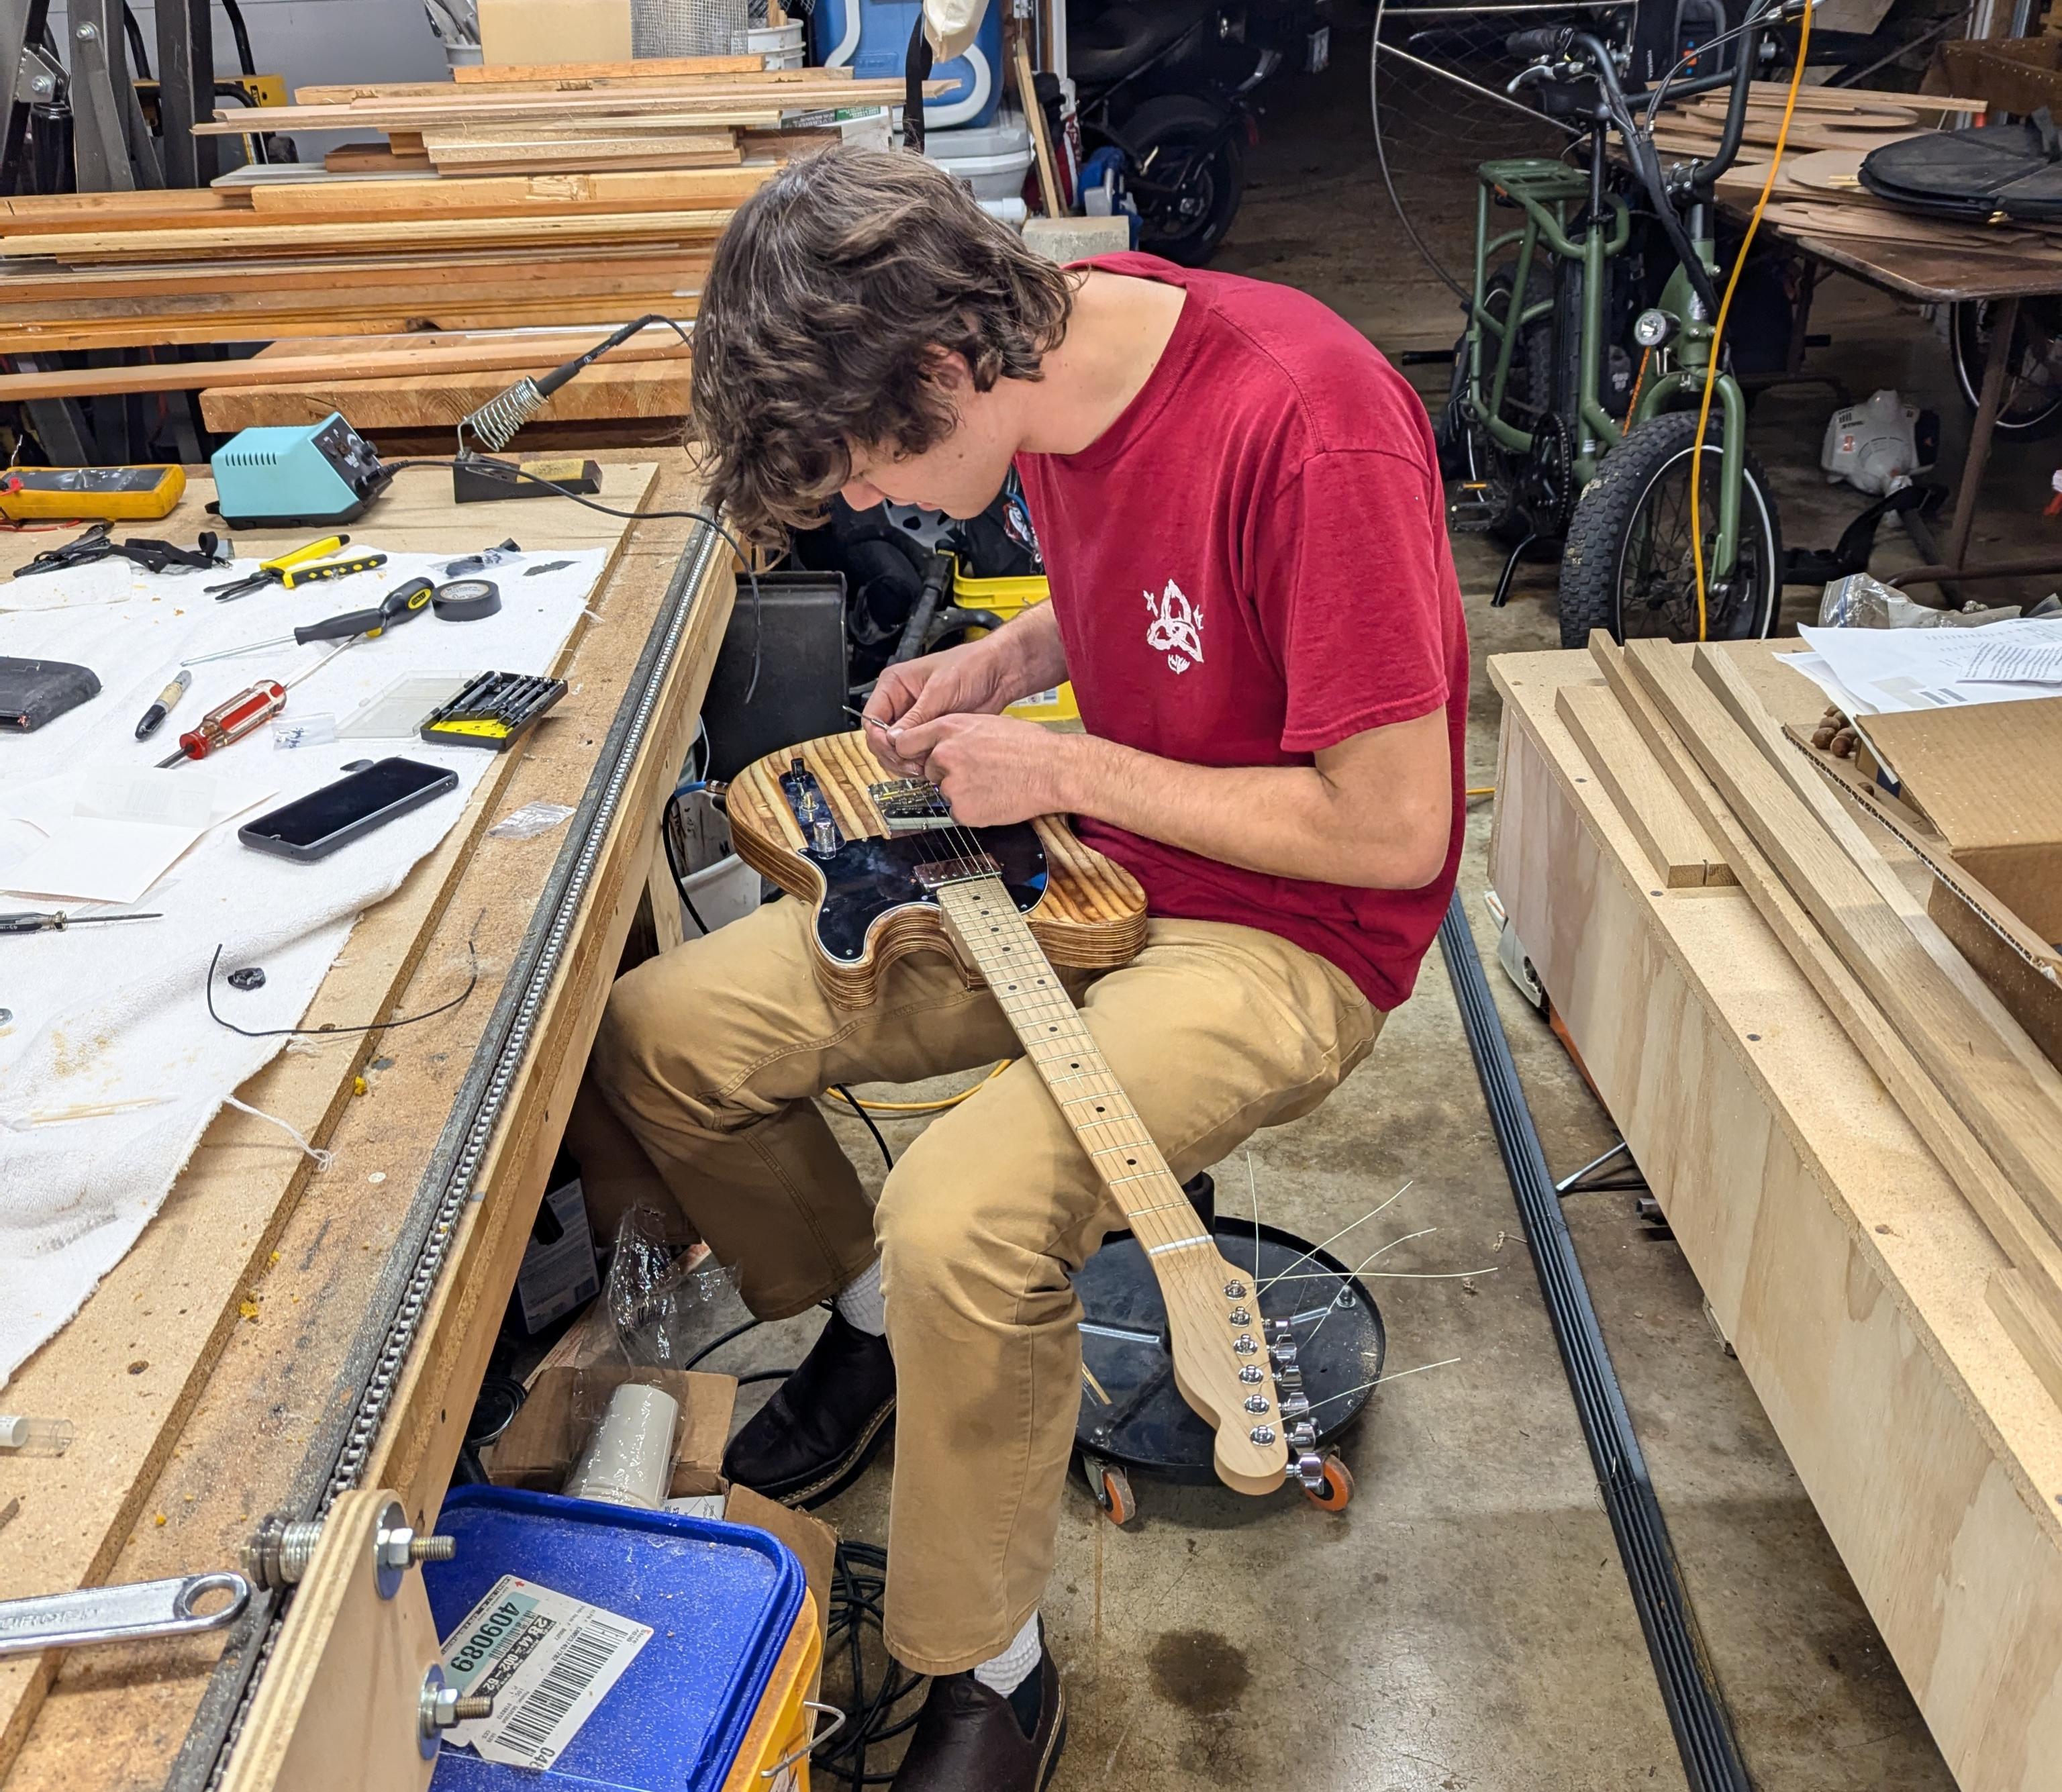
[{"left": 1504, "top": 26, "right": 1566, "bottom": 59}]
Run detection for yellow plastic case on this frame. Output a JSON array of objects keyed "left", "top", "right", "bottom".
[
  {"left": 949, "top": 560, "right": 1080, "bottom": 724},
  {"left": 0, "top": 464, "right": 185, "bottom": 521},
  {"left": 722, "top": 1597, "right": 824, "bottom": 1791}
]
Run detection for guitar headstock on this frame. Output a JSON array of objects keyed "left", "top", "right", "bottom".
[{"left": 1163, "top": 1246, "right": 1308, "bottom": 1495}]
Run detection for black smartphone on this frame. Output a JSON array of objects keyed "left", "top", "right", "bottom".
[{"left": 239, "top": 756, "right": 458, "bottom": 863}]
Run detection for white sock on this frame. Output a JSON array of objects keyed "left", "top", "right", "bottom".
[
  {"left": 833, "top": 1258, "right": 885, "bottom": 1337},
  {"left": 971, "top": 1611, "right": 1042, "bottom": 1696}
]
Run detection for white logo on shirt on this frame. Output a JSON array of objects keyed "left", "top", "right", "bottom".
[{"left": 1144, "top": 579, "right": 1204, "bottom": 674}]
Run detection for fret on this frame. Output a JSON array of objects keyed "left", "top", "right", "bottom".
[{"left": 1145, "top": 1234, "right": 1213, "bottom": 1256}]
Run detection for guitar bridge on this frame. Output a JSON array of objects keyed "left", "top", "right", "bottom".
[
  {"left": 914, "top": 852, "right": 1001, "bottom": 889},
  {"left": 869, "top": 778, "right": 959, "bottom": 834}
]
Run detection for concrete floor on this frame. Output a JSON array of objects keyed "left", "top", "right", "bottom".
[{"left": 717, "top": 17, "right": 2062, "bottom": 1785}]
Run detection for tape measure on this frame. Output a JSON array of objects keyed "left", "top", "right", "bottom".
[{"left": 432, "top": 577, "right": 501, "bottom": 621}]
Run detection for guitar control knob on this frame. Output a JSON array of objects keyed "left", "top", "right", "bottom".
[
  {"left": 1226, "top": 1307, "right": 1252, "bottom": 1326},
  {"left": 812, "top": 819, "right": 838, "bottom": 854},
  {"left": 1232, "top": 1334, "right": 1258, "bottom": 1356},
  {"left": 1238, "top": 1364, "right": 1264, "bottom": 1384},
  {"left": 1243, "top": 1395, "right": 1271, "bottom": 1415},
  {"left": 1248, "top": 1426, "right": 1277, "bottom": 1446}
]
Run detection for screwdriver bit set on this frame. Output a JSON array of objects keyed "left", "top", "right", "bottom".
[{"left": 419, "top": 671, "right": 566, "bottom": 751}]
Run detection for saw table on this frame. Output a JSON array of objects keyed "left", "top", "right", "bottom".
[{"left": 0, "top": 450, "right": 733, "bottom": 1790}]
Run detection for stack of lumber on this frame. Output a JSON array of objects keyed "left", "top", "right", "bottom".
[
  {"left": 1571, "top": 630, "right": 2062, "bottom": 1409},
  {"left": 0, "top": 55, "right": 936, "bottom": 364},
  {"left": 1640, "top": 80, "right": 2062, "bottom": 265}
]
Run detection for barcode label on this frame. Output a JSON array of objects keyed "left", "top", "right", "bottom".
[{"left": 438, "top": 1575, "right": 652, "bottom": 1769}]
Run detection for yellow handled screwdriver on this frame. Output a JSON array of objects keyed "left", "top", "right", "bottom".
[{"left": 181, "top": 577, "right": 436, "bottom": 666}]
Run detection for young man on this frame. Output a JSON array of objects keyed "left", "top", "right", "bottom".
[{"left": 581, "top": 146, "right": 1466, "bottom": 1791}]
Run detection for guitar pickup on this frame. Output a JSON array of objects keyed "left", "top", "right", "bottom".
[{"left": 914, "top": 852, "right": 1001, "bottom": 889}]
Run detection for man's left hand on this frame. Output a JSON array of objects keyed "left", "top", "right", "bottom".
[{"left": 879, "top": 713, "right": 1076, "bottom": 826}]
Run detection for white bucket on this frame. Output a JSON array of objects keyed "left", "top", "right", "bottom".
[
  {"left": 679, "top": 852, "right": 763, "bottom": 936},
  {"left": 926, "top": 113, "right": 1034, "bottom": 201}
]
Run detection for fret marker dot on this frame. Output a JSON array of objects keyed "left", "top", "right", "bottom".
[
  {"left": 1095, "top": 1106, "right": 1105, "bottom": 1113},
  {"left": 1126, "top": 1158, "right": 1136, "bottom": 1166}
]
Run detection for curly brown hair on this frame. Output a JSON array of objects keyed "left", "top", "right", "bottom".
[{"left": 689, "top": 145, "right": 1077, "bottom": 544}]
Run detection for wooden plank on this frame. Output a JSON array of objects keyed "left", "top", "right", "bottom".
[
  {"left": 193, "top": 79, "right": 919, "bottom": 135},
  {"left": 0, "top": 331, "right": 692, "bottom": 403},
  {"left": 1610, "top": 636, "right": 2062, "bottom": 1287},
  {"left": 295, "top": 62, "right": 824, "bottom": 101},
  {"left": 1487, "top": 652, "right": 2062, "bottom": 1792},
  {"left": 0, "top": 457, "right": 716, "bottom": 1790},
  {"left": 0, "top": 207, "right": 732, "bottom": 261},
  {"left": 201, "top": 352, "right": 694, "bottom": 432},
  {"left": 1553, "top": 681, "right": 1729, "bottom": 888},
  {"left": 245, "top": 166, "right": 766, "bottom": 215},
  {"left": 456, "top": 52, "right": 765, "bottom": 81}
]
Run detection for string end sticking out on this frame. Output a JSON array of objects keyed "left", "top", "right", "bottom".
[{"left": 224, "top": 1096, "right": 336, "bottom": 1170}]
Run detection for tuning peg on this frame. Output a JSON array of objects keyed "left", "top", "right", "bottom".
[
  {"left": 1287, "top": 1420, "right": 1317, "bottom": 1454},
  {"left": 1294, "top": 1450, "right": 1326, "bottom": 1490},
  {"left": 1278, "top": 1391, "right": 1310, "bottom": 1423},
  {"left": 1273, "top": 1364, "right": 1304, "bottom": 1392}
]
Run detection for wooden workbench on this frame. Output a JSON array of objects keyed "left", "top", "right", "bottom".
[
  {"left": 1490, "top": 640, "right": 2062, "bottom": 1792},
  {"left": 0, "top": 451, "right": 734, "bottom": 1789}
]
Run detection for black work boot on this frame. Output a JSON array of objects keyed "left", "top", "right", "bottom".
[
  {"left": 720, "top": 1309, "right": 895, "bottom": 1507},
  {"left": 892, "top": 1641, "right": 1066, "bottom": 1791}
]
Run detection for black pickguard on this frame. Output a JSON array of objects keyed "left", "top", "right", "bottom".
[{"left": 805, "top": 825, "right": 1049, "bottom": 961}]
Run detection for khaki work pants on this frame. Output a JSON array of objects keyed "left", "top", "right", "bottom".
[{"left": 577, "top": 893, "right": 1381, "bottom": 1673}]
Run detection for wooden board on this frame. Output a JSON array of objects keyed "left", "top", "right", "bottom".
[
  {"left": 0, "top": 455, "right": 728, "bottom": 1791},
  {"left": 1553, "top": 681, "right": 1732, "bottom": 889},
  {"left": 199, "top": 344, "right": 693, "bottom": 434},
  {"left": 455, "top": 53, "right": 765, "bottom": 81},
  {"left": 1618, "top": 638, "right": 2062, "bottom": 1253},
  {"left": 0, "top": 327, "right": 691, "bottom": 405},
  {"left": 1489, "top": 646, "right": 2062, "bottom": 1792},
  {"left": 296, "top": 62, "right": 835, "bottom": 102}
]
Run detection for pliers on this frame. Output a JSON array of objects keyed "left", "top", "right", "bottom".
[{"left": 205, "top": 534, "right": 387, "bottom": 602}]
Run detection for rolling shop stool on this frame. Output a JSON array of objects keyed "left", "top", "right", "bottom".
[{"left": 1075, "top": 1172, "right": 1384, "bottom": 1524}]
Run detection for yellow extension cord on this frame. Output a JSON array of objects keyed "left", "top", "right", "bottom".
[
  {"left": 1688, "top": 1, "right": 1812, "bottom": 638},
  {"left": 825, "top": 1060, "right": 1012, "bottom": 1115}
]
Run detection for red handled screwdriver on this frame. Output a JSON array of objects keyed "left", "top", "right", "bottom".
[{"left": 155, "top": 644, "right": 351, "bottom": 768}]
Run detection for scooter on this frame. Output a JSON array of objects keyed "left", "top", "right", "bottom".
[{"left": 1070, "top": 0, "right": 1330, "bottom": 264}]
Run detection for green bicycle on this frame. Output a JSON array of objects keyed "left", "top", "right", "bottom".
[{"left": 1444, "top": 7, "right": 1789, "bottom": 649}]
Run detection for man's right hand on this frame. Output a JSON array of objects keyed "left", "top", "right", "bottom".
[{"left": 863, "top": 640, "right": 1021, "bottom": 777}]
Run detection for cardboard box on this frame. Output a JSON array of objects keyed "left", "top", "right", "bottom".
[
  {"left": 485, "top": 1361, "right": 838, "bottom": 1650},
  {"left": 1793, "top": 697, "right": 2062, "bottom": 1068},
  {"left": 479, "top": 0, "right": 632, "bottom": 67}
]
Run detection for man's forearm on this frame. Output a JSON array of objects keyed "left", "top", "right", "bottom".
[
  {"left": 984, "top": 599, "right": 1069, "bottom": 701},
  {"left": 1049, "top": 730, "right": 1450, "bottom": 891}
]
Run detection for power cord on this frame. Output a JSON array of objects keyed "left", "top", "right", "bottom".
[
  {"left": 816, "top": 1540, "right": 928, "bottom": 1789},
  {"left": 378, "top": 457, "right": 764, "bottom": 702},
  {"left": 832, "top": 1086, "right": 895, "bottom": 1171}
]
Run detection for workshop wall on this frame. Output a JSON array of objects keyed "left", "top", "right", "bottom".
[{"left": 45, "top": 1, "right": 450, "bottom": 92}]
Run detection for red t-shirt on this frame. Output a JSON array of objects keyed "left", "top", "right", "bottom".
[{"left": 1013, "top": 253, "right": 1469, "bottom": 1011}]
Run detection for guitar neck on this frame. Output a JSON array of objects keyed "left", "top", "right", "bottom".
[{"left": 935, "top": 877, "right": 1212, "bottom": 1262}]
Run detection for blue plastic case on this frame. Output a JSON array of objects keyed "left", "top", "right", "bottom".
[{"left": 423, "top": 1486, "right": 805, "bottom": 1791}]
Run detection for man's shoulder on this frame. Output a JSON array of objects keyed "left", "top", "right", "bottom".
[{"left": 1114, "top": 259, "right": 1427, "bottom": 468}]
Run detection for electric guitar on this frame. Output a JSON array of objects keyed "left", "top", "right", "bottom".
[{"left": 723, "top": 730, "right": 1317, "bottom": 1496}]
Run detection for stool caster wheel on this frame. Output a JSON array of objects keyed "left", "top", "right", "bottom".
[
  {"left": 1084, "top": 1454, "right": 1136, "bottom": 1527},
  {"left": 1302, "top": 1452, "right": 1353, "bottom": 1513}
]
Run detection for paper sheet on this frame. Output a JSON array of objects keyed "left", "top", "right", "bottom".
[
  {"left": 1791, "top": 616, "right": 2062, "bottom": 714},
  {"left": 1, "top": 770, "right": 276, "bottom": 904}
]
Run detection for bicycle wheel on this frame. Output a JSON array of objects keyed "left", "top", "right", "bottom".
[
  {"left": 1559, "top": 410, "right": 1783, "bottom": 650},
  {"left": 1949, "top": 298, "right": 2062, "bottom": 441}
]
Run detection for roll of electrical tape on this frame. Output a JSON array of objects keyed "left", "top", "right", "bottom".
[{"left": 432, "top": 577, "right": 501, "bottom": 621}]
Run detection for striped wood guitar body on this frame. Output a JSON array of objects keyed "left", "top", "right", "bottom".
[{"left": 724, "top": 732, "right": 1310, "bottom": 1496}]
